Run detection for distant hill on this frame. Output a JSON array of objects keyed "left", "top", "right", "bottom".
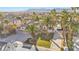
[
  {"left": 26, "top": 7, "right": 71, "bottom": 12},
  {"left": 27, "top": 8, "right": 51, "bottom": 12},
  {"left": 0, "top": 7, "right": 72, "bottom": 14}
]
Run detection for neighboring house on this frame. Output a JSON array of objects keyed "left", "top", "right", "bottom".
[
  {"left": 12, "top": 19, "right": 22, "bottom": 27},
  {"left": 42, "top": 25, "right": 48, "bottom": 30},
  {"left": 19, "top": 25, "right": 26, "bottom": 31}
]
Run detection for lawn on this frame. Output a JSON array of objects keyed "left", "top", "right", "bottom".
[{"left": 37, "top": 37, "right": 51, "bottom": 48}]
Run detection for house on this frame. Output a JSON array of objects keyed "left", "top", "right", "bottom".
[
  {"left": 12, "top": 19, "right": 22, "bottom": 27},
  {"left": 19, "top": 25, "right": 26, "bottom": 31}
]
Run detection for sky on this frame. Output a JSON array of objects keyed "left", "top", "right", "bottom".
[
  {"left": 0, "top": 7, "right": 71, "bottom": 12},
  {"left": 0, "top": 7, "right": 55, "bottom": 12},
  {"left": 0, "top": 0, "right": 78, "bottom": 7},
  {"left": 0, "top": 7, "right": 29, "bottom": 12}
]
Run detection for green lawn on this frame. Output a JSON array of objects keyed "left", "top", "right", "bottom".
[{"left": 37, "top": 37, "right": 51, "bottom": 48}]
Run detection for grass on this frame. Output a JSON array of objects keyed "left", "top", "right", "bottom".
[{"left": 37, "top": 37, "right": 51, "bottom": 48}]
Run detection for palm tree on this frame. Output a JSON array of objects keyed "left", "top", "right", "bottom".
[
  {"left": 0, "top": 13, "right": 4, "bottom": 21},
  {"left": 32, "top": 12, "right": 37, "bottom": 21},
  {"left": 60, "top": 9, "right": 79, "bottom": 51},
  {"left": 66, "top": 15, "right": 79, "bottom": 51},
  {"left": 27, "top": 24, "right": 37, "bottom": 37},
  {"left": 43, "top": 16, "right": 51, "bottom": 29},
  {"left": 0, "top": 23, "right": 3, "bottom": 34},
  {"left": 35, "top": 15, "right": 40, "bottom": 21},
  {"left": 0, "top": 13, "right": 4, "bottom": 35},
  {"left": 41, "top": 16, "right": 53, "bottom": 39},
  {"left": 26, "top": 24, "right": 39, "bottom": 51},
  {"left": 50, "top": 9, "right": 57, "bottom": 28},
  {"left": 60, "top": 9, "right": 70, "bottom": 50}
]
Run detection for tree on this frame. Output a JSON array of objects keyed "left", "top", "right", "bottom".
[
  {"left": 27, "top": 24, "right": 37, "bottom": 37},
  {"left": 0, "top": 24, "right": 3, "bottom": 33},
  {"left": 43, "top": 16, "right": 51, "bottom": 29},
  {"left": 60, "top": 9, "right": 70, "bottom": 50},
  {"left": 66, "top": 16, "right": 79, "bottom": 50},
  {"left": 0, "top": 13, "right": 4, "bottom": 21},
  {"left": 4, "top": 20, "right": 9, "bottom": 24},
  {"left": 60, "top": 9, "right": 79, "bottom": 51},
  {"left": 26, "top": 24, "right": 39, "bottom": 51},
  {"left": 41, "top": 16, "right": 54, "bottom": 39},
  {"left": 50, "top": 9, "right": 57, "bottom": 28},
  {"left": 0, "top": 13, "right": 4, "bottom": 32},
  {"left": 32, "top": 12, "right": 37, "bottom": 21}
]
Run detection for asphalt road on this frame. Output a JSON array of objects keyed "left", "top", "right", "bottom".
[{"left": 0, "top": 31, "right": 32, "bottom": 43}]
